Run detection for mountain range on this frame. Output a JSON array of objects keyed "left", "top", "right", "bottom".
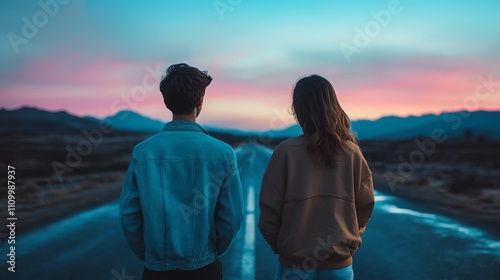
[{"left": 1, "top": 106, "right": 499, "bottom": 140}]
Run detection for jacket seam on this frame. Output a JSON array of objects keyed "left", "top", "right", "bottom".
[
  {"left": 120, "top": 192, "right": 133, "bottom": 227},
  {"left": 263, "top": 174, "right": 285, "bottom": 198},
  {"left": 160, "top": 160, "right": 167, "bottom": 258},
  {"left": 226, "top": 161, "right": 236, "bottom": 236},
  {"left": 220, "top": 176, "right": 235, "bottom": 250},
  {"left": 356, "top": 173, "right": 372, "bottom": 203},
  {"left": 361, "top": 173, "right": 372, "bottom": 185},
  {"left": 120, "top": 157, "right": 136, "bottom": 228}
]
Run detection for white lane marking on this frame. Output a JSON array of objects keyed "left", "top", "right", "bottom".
[
  {"left": 379, "top": 204, "right": 500, "bottom": 255},
  {"left": 241, "top": 185, "right": 256, "bottom": 279},
  {"left": 375, "top": 194, "right": 394, "bottom": 202},
  {"left": 247, "top": 184, "right": 255, "bottom": 212},
  {"left": 381, "top": 205, "right": 437, "bottom": 219}
]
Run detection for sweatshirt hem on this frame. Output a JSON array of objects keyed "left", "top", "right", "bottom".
[{"left": 278, "top": 255, "right": 353, "bottom": 270}]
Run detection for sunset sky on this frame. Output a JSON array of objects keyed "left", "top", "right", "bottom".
[{"left": 1, "top": 0, "right": 499, "bottom": 130}]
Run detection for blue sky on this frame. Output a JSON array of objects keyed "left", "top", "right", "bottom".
[{"left": 1, "top": 0, "right": 499, "bottom": 129}]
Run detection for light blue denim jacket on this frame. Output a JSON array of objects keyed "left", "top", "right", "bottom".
[{"left": 119, "top": 121, "right": 244, "bottom": 271}]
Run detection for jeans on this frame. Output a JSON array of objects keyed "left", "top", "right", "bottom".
[
  {"left": 142, "top": 258, "right": 222, "bottom": 280},
  {"left": 276, "top": 263, "right": 354, "bottom": 280}
]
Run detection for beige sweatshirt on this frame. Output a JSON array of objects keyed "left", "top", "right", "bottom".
[{"left": 258, "top": 136, "right": 375, "bottom": 270}]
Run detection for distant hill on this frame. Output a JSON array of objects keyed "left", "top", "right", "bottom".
[
  {"left": 101, "top": 110, "right": 290, "bottom": 138},
  {"left": 259, "top": 111, "right": 500, "bottom": 140},
  {"left": 0, "top": 107, "right": 101, "bottom": 133},
  {"left": 266, "top": 125, "right": 302, "bottom": 139},
  {"left": 351, "top": 111, "right": 500, "bottom": 140},
  {"left": 103, "top": 110, "right": 165, "bottom": 132},
  {"left": 1, "top": 107, "right": 499, "bottom": 140},
  {"left": 102, "top": 110, "right": 255, "bottom": 136}
]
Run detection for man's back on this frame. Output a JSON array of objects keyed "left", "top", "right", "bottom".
[{"left": 119, "top": 120, "right": 244, "bottom": 271}]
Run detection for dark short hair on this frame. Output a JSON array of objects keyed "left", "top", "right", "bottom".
[{"left": 159, "top": 63, "right": 212, "bottom": 115}]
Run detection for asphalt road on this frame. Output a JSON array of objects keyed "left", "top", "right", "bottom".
[{"left": 1, "top": 144, "right": 499, "bottom": 280}]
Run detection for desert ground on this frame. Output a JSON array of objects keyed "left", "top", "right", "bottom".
[{"left": 0, "top": 131, "right": 499, "bottom": 237}]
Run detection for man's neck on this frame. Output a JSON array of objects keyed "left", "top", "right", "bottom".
[{"left": 172, "top": 114, "right": 196, "bottom": 123}]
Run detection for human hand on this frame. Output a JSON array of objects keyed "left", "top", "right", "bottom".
[{"left": 359, "top": 226, "right": 366, "bottom": 234}]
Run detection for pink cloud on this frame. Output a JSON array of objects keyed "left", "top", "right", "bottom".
[
  {"left": 1, "top": 53, "right": 499, "bottom": 129},
  {"left": 331, "top": 56, "right": 500, "bottom": 120},
  {"left": 2, "top": 53, "right": 145, "bottom": 87},
  {"left": 0, "top": 53, "right": 164, "bottom": 117}
]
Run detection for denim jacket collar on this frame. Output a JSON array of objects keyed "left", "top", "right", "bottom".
[{"left": 162, "top": 120, "right": 209, "bottom": 135}]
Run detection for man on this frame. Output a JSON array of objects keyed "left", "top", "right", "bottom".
[{"left": 119, "top": 63, "right": 244, "bottom": 280}]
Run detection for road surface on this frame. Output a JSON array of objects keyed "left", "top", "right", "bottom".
[{"left": 1, "top": 144, "right": 499, "bottom": 279}]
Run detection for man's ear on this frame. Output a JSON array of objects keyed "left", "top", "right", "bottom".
[{"left": 197, "top": 96, "right": 204, "bottom": 107}]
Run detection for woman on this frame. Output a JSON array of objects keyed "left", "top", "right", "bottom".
[{"left": 258, "top": 75, "right": 375, "bottom": 280}]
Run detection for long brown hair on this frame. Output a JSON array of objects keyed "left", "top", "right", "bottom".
[{"left": 292, "top": 75, "right": 356, "bottom": 168}]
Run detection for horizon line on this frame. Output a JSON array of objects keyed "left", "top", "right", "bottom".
[{"left": 1, "top": 104, "right": 498, "bottom": 131}]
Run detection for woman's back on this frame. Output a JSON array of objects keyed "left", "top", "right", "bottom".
[
  {"left": 259, "top": 135, "right": 373, "bottom": 270},
  {"left": 258, "top": 74, "right": 375, "bottom": 279}
]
